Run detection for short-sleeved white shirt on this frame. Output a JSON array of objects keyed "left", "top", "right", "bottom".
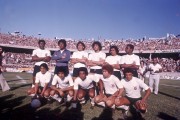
[
  {"left": 32, "top": 48, "right": 51, "bottom": 66},
  {"left": 51, "top": 74, "right": 74, "bottom": 89},
  {"left": 99, "top": 75, "right": 123, "bottom": 95},
  {"left": 74, "top": 74, "right": 99, "bottom": 90},
  {"left": 88, "top": 51, "right": 106, "bottom": 69},
  {"left": 121, "top": 77, "right": 149, "bottom": 98},
  {"left": 149, "top": 63, "right": 162, "bottom": 75},
  {"left": 120, "top": 54, "right": 140, "bottom": 66},
  {"left": 71, "top": 51, "right": 88, "bottom": 68},
  {"left": 35, "top": 71, "right": 52, "bottom": 87},
  {"left": 105, "top": 55, "right": 121, "bottom": 71}
]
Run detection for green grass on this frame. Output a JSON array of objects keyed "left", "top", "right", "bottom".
[{"left": 0, "top": 72, "right": 180, "bottom": 120}]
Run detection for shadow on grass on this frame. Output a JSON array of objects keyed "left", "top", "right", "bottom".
[
  {"left": 7, "top": 79, "right": 30, "bottom": 83},
  {"left": 157, "top": 112, "right": 178, "bottom": 120},
  {"left": 159, "top": 91, "right": 180, "bottom": 100},
  {"left": 92, "top": 107, "right": 113, "bottom": 120},
  {"left": 10, "top": 83, "right": 31, "bottom": 90}
]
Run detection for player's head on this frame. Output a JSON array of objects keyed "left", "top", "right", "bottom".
[
  {"left": 57, "top": 67, "right": 68, "bottom": 78},
  {"left": 76, "top": 41, "right": 86, "bottom": 51},
  {"left": 78, "top": 67, "right": 88, "bottom": 80},
  {"left": 40, "top": 63, "right": 49, "bottom": 74},
  {"left": 124, "top": 68, "right": 133, "bottom": 81},
  {"left": 102, "top": 64, "right": 113, "bottom": 78},
  {"left": 58, "top": 39, "right": 67, "bottom": 50},
  {"left": 92, "top": 41, "right": 102, "bottom": 51},
  {"left": 38, "top": 39, "right": 46, "bottom": 49},
  {"left": 152, "top": 57, "right": 158, "bottom": 64},
  {"left": 125, "top": 44, "right": 134, "bottom": 54},
  {"left": 109, "top": 45, "right": 119, "bottom": 55}
]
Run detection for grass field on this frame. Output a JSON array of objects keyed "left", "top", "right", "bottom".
[{"left": 0, "top": 72, "right": 180, "bottom": 120}]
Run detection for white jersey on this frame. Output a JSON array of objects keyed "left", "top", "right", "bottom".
[
  {"left": 121, "top": 77, "right": 149, "bottom": 98},
  {"left": 71, "top": 51, "right": 88, "bottom": 68},
  {"left": 149, "top": 63, "right": 162, "bottom": 75},
  {"left": 35, "top": 71, "right": 52, "bottom": 87},
  {"left": 99, "top": 75, "right": 123, "bottom": 95},
  {"left": 88, "top": 51, "right": 106, "bottom": 69},
  {"left": 139, "top": 66, "right": 146, "bottom": 74},
  {"left": 105, "top": 55, "right": 121, "bottom": 71},
  {"left": 74, "top": 74, "right": 99, "bottom": 90},
  {"left": 32, "top": 48, "right": 51, "bottom": 66},
  {"left": 51, "top": 74, "right": 74, "bottom": 89},
  {"left": 120, "top": 54, "right": 140, "bottom": 66}
]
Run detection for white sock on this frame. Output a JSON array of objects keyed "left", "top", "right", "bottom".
[
  {"left": 116, "top": 105, "right": 129, "bottom": 111},
  {"left": 90, "top": 97, "right": 95, "bottom": 106},
  {"left": 97, "top": 101, "right": 105, "bottom": 107},
  {"left": 67, "top": 95, "right": 73, "bottom": 102}
]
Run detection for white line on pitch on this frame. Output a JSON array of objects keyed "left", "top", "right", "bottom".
[
  {"left": 15, "top": 75, "right": 27, "bottom": 84},
  {"left": 160, "top": 84, "right": 180, "bottom": 88}
]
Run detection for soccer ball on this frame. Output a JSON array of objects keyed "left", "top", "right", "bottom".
[{"left": 31, "top": 98, "right": 41, "bottom": 108}]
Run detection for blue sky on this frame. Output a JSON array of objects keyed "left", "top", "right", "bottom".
[{"left": 0, "top": 0, "right": 180, "bottom": 40}]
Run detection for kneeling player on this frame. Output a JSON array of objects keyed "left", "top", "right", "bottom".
[
  {"left": 115, "top": 68, "right": 151, "bottom": 118},
  {"left": 50, "top": 67, "right": 74, "bottom": 103},
  {"left": 72, "top": 67, "right": 98, "bottom": 108},
  {"left": 27, "top": 63, "right": 52, "bottom": 98},
  {"left": 94, "top": 64, "right": 123, "bottom": 109}
]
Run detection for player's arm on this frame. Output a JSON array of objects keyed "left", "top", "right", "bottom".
[
  {"left": 98, "top": 79, "right": 104, "bottom": 95},
  {"left": 41, "top": 83, "right": 48, "bottom": 96},
  {"left": 32, "top": 55, "right": 45, "bottom": 62},
  {"left": 34, "top": 83, "right": 39, "bottom": 95},
  {"left": 141, "top": 88, "right": 151, "bottom": 103}
]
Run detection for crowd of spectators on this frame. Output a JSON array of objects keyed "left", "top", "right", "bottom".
[
  {"left": 0, "top": 32, "right": 179, "bottom": 73},
  {"left": 0, "top": 33, "right": 180, "bottom": 52}
]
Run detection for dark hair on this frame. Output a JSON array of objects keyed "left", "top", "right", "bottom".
[
  {"left": 123, "top": 68, "right": 133, "bottom": 74},
  {"left": 38, "top": 39, "right": 46, "bottom": 44},
  {"left": 109, "top": 45, "right": 119, "bottom": 54},
  {"left": 58, "top": 39, "right": 67, "bottom": 47},
  {"left": 92, "top": 41, "right": 102, "bottom": 51},
  {"left": 126, "top": 44, "right": 134, "bottom": 50},
  {"left": 76, "top": 41, "right": 86, "bottom": 50},
  {"left": 78, "top": 67, "right": 88, "bottom": 75},
  {"left": 102, "top": 64, "right": 113, "bottom": 75},
  {"left": 57, "top": 67, "right": 68, "bottom": 77},
  {"left": 40, "top": 63, "right": 49, "bottom": 71}
]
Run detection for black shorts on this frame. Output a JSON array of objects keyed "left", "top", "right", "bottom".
[
  {"left": 125, "top": 96, "right": 142, "bottom": 105},
  {"left": 54, "top": 66, "right": 69, "bottom": 75},
  {"left": 113, "top": 71, "right": 121, "bottom": 80},
  {"left": 72, "top": 68, "right": 81, "bottom": 77},
  {"left": 33, "top": 65, "right": 41, "bottom": 77},
  {"left": 105, "top": 93, "right": 112, "bottom": 98},
  {"left": 90, "top": 69, "right": 102, "bottom": 74}
]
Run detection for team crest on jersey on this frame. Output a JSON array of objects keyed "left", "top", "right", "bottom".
[
  {"left": 111, "top": 84, "right": 115, "bottom": 87},
  {"left": 134, "top": 86, "right": 137, "bottom": 90}
]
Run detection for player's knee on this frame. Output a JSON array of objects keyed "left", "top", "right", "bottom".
[
  {"left": 94, "top": 96, "right": 101, "bottom": 103},
  {"left": 50, "top": 90, "right": 55, "bottom": 96},
  {"left": 77, "top": 93, "right": 84, "bottom": 99},
  {"left": 68, "top": 90, "right": 74, "bottom": 97},
  {"left": 115, "top": 98, "right": 122, "bottom": 106},
  {"left": 106, "top": 100, "right": 113, "bottom": 107},
  {"left": 43, "top": 91, "right": 50, "bottom": 97}
]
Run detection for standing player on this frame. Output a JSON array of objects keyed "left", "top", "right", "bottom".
[
  {"left": 50, "top": 67, "right": 74, "bottom": 103},
  {"left": 72, "top": 67, "right": 99, "bottom": 108},
  {"left": 115, "top": 68, "right": 151, "bottom": 119},
  {"left": 147, "top": 57, "right": 162, "bottom": 95},
  {"left": 105, "top": 45, "right": 122, "bottom": 80},
  {"left": 87, "top": 41, "right": 106, "bottom": 75},
  {"left": 52, "top": 39, "right": 71, "bottom": 75},
  {"left": 71, "top": 41, "right": 88, "bottom": 79},
  {"left": 0, "top": 47, "right": 10, "bottom": 92},
  {"left": 94, "top": 64, "right": 123, "bottom": 108},
  {"left": 120, "top": 44, "right": 140, "bottom": 77},
  {"left": 31, "top": 40, "right": 51, "bottom": 86},
  {"left": 138, "top": 61, "right": 147, "bottom": 83},
  {"left": 27, "top": 63, "right": 52, "bottom": 98}
]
